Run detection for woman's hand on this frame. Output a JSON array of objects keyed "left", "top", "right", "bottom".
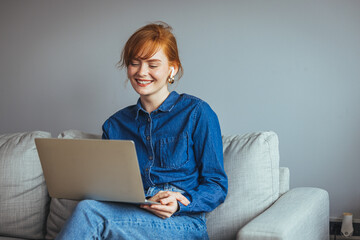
[{"left": 140, "top": 191, "right": 190, "bottom": 219}]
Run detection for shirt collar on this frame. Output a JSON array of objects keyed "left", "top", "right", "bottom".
[{"left": 134, "top": 91, "right": 180, "bottom": 120}]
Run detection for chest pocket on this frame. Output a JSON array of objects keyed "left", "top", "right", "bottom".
[{"left": 159, "top": 133, "right": 189, "bottom": 169}]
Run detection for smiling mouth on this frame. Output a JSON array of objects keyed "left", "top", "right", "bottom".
[{"left": 136, "top": 79, "right": 153, "bottom": 86}]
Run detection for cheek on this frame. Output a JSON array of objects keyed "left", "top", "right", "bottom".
[
  {"left": 151, "top": 69, "right": 168, "bottom": 80},
  {"left": 127, "top": 71, "right": 137, "bottom": 81},
  {"left": 127, "top": 66, "right": 136, "bottom": 77}
]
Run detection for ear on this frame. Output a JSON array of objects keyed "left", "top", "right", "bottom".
[{"left": 170, "top": 65, "right": 179, "bottom": 77}]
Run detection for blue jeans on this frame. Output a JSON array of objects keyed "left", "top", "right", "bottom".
[{"left": 56, "top": 185, "right": 209, "bottom": 240}]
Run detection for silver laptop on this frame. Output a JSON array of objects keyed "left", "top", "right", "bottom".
[{"left": 35, "top": 138, "right": 158, "bottom": 205}]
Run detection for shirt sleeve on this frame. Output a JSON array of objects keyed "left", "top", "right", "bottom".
[
  {"left": 177, "top": 101, "right": 228, "bottom": 214},
  {"left": 102, "top": 119, "right": 110, "bottom": 139}
]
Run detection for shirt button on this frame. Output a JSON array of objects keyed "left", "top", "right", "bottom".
[
  {"left": 146, "top": 168, "right": 149, "bottom": 172},
  {"left": 146, "top": 136, "right": 150, "bottom": 141},
  {"left": 147, "top": 118, "right": 151, "bottom": 122},
  {"left": 149, "top": 156, "right": 153, "bottom": 160}
]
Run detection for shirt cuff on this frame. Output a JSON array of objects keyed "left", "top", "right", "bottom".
[{"left": 175, "top": 200, "right": 192, "bottom": 215}]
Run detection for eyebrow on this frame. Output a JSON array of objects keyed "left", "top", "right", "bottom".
[
  {"left": 132, "top": 58, "right": 162, "bottom": 63},
  {"left": 147, "top": 59, "right": 162, "bottom": 63}
]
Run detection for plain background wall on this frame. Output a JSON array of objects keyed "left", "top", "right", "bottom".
[{"left": 1, "top": 0, "right": 359, "bottom": 219}]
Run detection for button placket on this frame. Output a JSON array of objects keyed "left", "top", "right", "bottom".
[
  {"left": 145, "top": 114, "right": 155, "bottom": 186},
  {"left": 146, "top": 116, "right": 154, "bottom": 161}
]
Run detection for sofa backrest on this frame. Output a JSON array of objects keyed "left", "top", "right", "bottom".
[
  {"left": 206, "top": 131, "right": 280, "bottom": 240},
  {"left": 0, "top": 131, "right": 51, "bottom": 239}
]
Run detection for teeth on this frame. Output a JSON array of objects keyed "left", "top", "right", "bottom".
[{"left": 137, "top": 80, "right": 152, "bottom": 84}]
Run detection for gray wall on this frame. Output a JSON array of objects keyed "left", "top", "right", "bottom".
[{"left": 1, "top": 0, "right": 359, "bottom": 219}]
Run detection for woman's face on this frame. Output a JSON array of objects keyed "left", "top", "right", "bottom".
[{"left": 127, "top": 48, "right": 173, "bottom": 100}]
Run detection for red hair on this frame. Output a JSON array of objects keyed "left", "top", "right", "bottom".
[{"left": 119, "top": 22, "right": 183, "bottom": 80}]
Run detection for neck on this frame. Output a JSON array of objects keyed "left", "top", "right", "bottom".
[{"left": 140, "top": 90, "right": 170, "bottom": 113}]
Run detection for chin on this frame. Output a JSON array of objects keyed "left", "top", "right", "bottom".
[{"left": 133, "top": 88, "right": 152, "bottom": 96}]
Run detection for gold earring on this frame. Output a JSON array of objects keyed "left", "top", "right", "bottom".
[{"left": 168, "top": 76, "right": 175, "bottom": 84}]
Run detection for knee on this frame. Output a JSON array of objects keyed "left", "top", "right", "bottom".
[
  {"left": 71, "top": 200, "right": 104, "bottom": 228},
  {"left": 74, "top": 199, "right": 98, "bottom": 213}
]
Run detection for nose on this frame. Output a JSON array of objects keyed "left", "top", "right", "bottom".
[{"left": 138, "top": 63, "right": 148, "bottom": 77}]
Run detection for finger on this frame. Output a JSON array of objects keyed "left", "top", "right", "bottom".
[
  {"left": 149, "top": 203, "right": 174, "bottom": 213},
  {"left": 148, "top": 191, "right": 190, "bottom": 207},
  {"left": 159, "top": 195, "right": 177, "bottom": 205},
  {"left": 141, "top": 200, "right": 174, "bottom": 213},
  {"left": 156, "top": 191, "right": 188, "bottom": 203},
  {"left": 174, "top": 192, "right": 190, "bottom": 206},
  {"left": 154, "top": 191, "right": 171, "bottom": 200},
  {"left": 148, "top": 191, "right": 169, "bottom": 203},
  {"left": 143, "top": 205, "right": 173, "bottom": 219},
  {"left": 158, "top": 196, "right": 181, "bottom": 213}
]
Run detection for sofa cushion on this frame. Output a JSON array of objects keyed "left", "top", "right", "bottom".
[
  {"left": 0, "top": 237, "right": 29, "bottom": 240},
  {"left": 46, "top": 130, "right": 101, "bottom": 239},
  {"left": 45, "top": 198, "right": 79, "bottom": 239},
  {"left": 0, "top": 131, "right": 51, "bottom": 239},
  {"left": 206, "top": 131, "right": 280, "bottom": 240}
]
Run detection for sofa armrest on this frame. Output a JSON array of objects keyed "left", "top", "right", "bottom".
[{"left": 237, "top": 187, "right": 329, "bottom": 240}]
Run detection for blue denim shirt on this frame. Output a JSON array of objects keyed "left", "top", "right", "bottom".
[{"left": 102, "top": 91, "right": 228, "bottom": 214}]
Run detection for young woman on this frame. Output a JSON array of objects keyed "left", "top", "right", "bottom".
[{"left": 56, "top": 22, "right": 227, "bottom": 240}]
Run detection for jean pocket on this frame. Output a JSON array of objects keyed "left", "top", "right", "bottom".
[{"left": 159, "top": 133, "right": 189, "bottom": 169}]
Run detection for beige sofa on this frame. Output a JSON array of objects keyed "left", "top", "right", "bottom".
[{"left": 0, "top": 130, "right": 329, "bottom": 240}]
